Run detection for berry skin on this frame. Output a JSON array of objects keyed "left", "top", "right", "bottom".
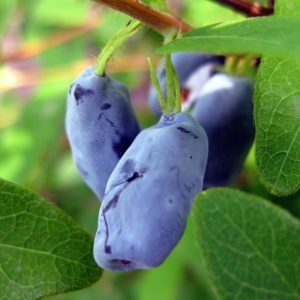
[
  {"left": 148, "top": 52, "right": 225, "bottom": 116},
  {"left": 93, "top": 112, "right": 208, "bottom": 272},
  {"left": 65, "top": 66, "right": 140, "bottom": 200},
  {"left": 192, "top": 73, "right": 255, "bottom": 188}
]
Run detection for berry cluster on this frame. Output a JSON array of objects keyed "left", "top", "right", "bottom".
[
  {"left": 66, "top": 52, "right": 254, "bottom": 272},
  {"left": 149, "top": 53, "right": 255, "bottom": 188}
]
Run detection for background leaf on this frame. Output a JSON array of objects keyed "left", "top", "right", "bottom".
[
  {"left": 0, "top": 179, "right": 102, "bottom": 300},
  {"left": 193, "top": 188, "right": 300, "bottom": 300},
  {"left": 254, "top": 0, "right": 300, "bottom": 196},
  {"left": 31, "top": 0, "right": 90, "bottom": 27},
  {"left": 0, "top": 0, "right": 16, "bottom": 39},
  {"left": 157, "top": 16, "right": 300, "bottom": 58}
]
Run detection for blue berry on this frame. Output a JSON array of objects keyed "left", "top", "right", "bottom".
[
  {"left": 93, "top": 112, "right": 208, "bottom": 271},
  {"left": 192, "top": 73, "right": 255, "bottom": 188},
  {"left": 66, "top": 66, "right": 140, "bottom": 200}
]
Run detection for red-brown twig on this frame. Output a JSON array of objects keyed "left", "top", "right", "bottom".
[
  {"left": 93, "top": 0, "right": 192, "bottom": 33},
  {"left": 214, "top": 0, "right": 274, "bottom": 17},
  {"left": 93, "top": 0, "right": 274, "bottom": 35}
]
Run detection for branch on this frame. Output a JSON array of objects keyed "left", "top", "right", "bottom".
[
  {"left": 214, "top": 0, "right": 274, "bottom": 17},
  {"left": 93, "top": 0, "right": 192, "bottom": 34}
]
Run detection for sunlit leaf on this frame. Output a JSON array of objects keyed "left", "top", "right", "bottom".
[{"left": 157, "top": 16, "right": 300, "bottom": 58}]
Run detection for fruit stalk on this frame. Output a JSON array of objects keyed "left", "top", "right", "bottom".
[{"left": 94, "top": 21, "right": 143, "bottom": 76}]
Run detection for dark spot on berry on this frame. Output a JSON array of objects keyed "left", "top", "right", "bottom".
[
  {"left": 169, "top": 199, "right": 173, "bottom": 204},
  {"left": 105, "top": 118, "right": 116, "bottom": 127},
  {"left": 127, "top": 171, "right": 142, "bottom": 182},
  {"left": 74, "top": 84, "right": 94, "bottom": 105},
  {"left": 101, "top": 103, "right": 111, "bottom": 110},
  {"left": 121, "top": 259, "right": 131, "bottom": 265},
  {"left": 190, "top": 156, "right": 193, "bottom": 159},
  {"left": 97, "top": 112, "right": 103, "bottom": 121},
  {"left": 113, "top": 135, "right": 133, "bottom": 158},
  {"left": 105, "top": 245, "right": 111, "bottom": 254},
  {"left": 177, "top": 127, "right": 190, "bottom": 134},
  {"left": 177, "top": 127, "right": 198, "bottom": 139}
]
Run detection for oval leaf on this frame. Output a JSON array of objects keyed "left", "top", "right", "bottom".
[
  {"left": 193, "top": 188, "right": 300, "bottom": 300},
  {"left": 254, "top": 0, "right": 300, "bottom": 196},
  {"left": 255, "top": 57, "right": 300, "bottom": 196},
  {"left": 157, "top": 16, "right": 300, "bottom": 58},
  {"left": 0, "top": 179, "right": 102, "bottom": 300}
]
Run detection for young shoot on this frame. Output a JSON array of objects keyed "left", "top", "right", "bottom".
[{"left": 94, "top": 20, "right": 143, "bottom": 76}]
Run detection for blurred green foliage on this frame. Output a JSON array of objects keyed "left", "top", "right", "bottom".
[{"left": 0, "top": 0, "right": 298, "bottom": 299}]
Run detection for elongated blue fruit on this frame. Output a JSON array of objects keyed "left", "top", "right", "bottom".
[
  {"left": 65, "top": 66, "right": 140, "bottom": 200},
  {"left": 94, "top": 112, "right": 208, "bottom": 271},
  {"left": 148, "top": 52, "right": 225, "bottom": 116},
  {"left": 192, "top": 73, "right": 255, "bottom": 188}
]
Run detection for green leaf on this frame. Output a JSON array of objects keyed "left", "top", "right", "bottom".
[
  {"left": 0, "top": 179, "right": 102, "bottom": 300},
  {"left": 254, "top": 57, "right": 300, "bottom": 196},
  {"left": 157, "top": 16, "right": 300, "bottom": 58},
  {"left": 254, "top": 0, "right": 300, "bottom": 196},
  {"left": 275, "top": 1, "right": 300, "bottom": 15},
  {"left": 142, "top": 0, "right": 167, "bottom": 12},
  {"left": 193, "top": 188, "right": 300, "bottom": 300}
]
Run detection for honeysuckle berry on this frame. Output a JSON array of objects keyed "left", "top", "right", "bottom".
[
  {"left": 66, "top": 66, "right": 140, "bottom": 200},
  {"left": 192, "top": 73, "right": 255, "bottom": 188},
  {"left": 94, "top": 112, "right": 208, "bottom": 272}
]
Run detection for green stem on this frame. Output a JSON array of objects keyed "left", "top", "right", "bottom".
[
  {"left": 148, "top": 54, "right": 181, "bottom": 115},
  {"left": 94, "top": 21, "right": 142, "bottom": 76},
  {"left": 147, "top": 57, "right": 166, "bottom": 112},
  {"left": 164, "top": 31, "right": 181, "bottom": 114},
  {"left": 170, "top": 59, "right": 181, "bottom": 113},
  {"left": 165, "top": 54, "right": 175, "bottom": 114},
  {"left": 147, "top": 31, "right": 181, "bottom": 115}
]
